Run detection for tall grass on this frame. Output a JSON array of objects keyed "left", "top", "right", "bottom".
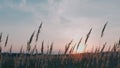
[
  {"left": 0, "top": 33, "right": 2, "bottom": 43},
  {"left": 76, "top": 37, "right": 82, "bottom": 51},
  {"left": 85, "top": 28, "right": 92, "bottom": 45},
  {"left": 64, "top": 40, "right": 73, "bottom": 55},
  {"left": 41, "top": 40, "right": 44, "bottom": 55},
  {"left": 27, "top": 31, "right": 35, "bottom": 53},
  {"left": 0, "top": 22, "right": 119, "bottom": 68},
  {"left": 101, "top": 21, "right": 108, "bottom": 38},
  {"left": 4, "top": 34, "right": 9, "bottom": 47}
]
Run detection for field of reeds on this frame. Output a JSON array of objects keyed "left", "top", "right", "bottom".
[{"left": 0, "top": 22, "right": 120, "bottom": 68}]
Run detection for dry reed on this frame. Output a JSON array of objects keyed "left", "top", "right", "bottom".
[
  {"left": 20, "top": 45, "right": 23, "bottom": 54},
  {"left": 27, "top": 31, "right": 35, "bottom": 52},
  {"left": 69, "top": 43, "right": 76, "bottom": 54},
  {"left": 4, "top": 34, "right": 9, "bottom": 47},
  {"left": 76, "top": 37, "right": 82, "bottom": 51},
  {"left": 100, "top": 42, "right": 107, "bottom": 52},
  {"left": 9, "top": 45, "right": 12, "bottom": 53},
  {"left": 0, "top": 33, "right": 2, "bottom": 43},
  {"left": 0, "top": 46, "right": 1, "bottom": 53},
  {"left": 101, "top": 21, "right": 108, "bottom": 38},
  {"left": 64, "top": 40, "right": 73, "bottom": 55},
  {"left": 49, "top": 42, "right": 53, "bottom": 55},
  {"left": 85, "top": 28, "right": 92, "bottom": 45},
  {"left": 36, "top": 22, "right": 42, "bottom": 42},
  {"left": 41, "top": 40, "right": 44, "bottom": 54}
]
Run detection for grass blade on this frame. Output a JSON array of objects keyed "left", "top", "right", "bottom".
[
  {"left": 5, "top": 34, "right": 9, "bottom": 47},
  {"left": 28, "top": 31, "right": 35, "bottom": 45},
  {"left": 77, "top": 37, "right": 82, "bottom": 51},
  {"left": 9, "top": 45, "right": 12, "bottom": 53},
  {"left": 41, "top": 40, "right": 44, "bottom": 54},
  {"left": 27, "top": 31, "right": 35, "bottom": 52},
  {"left": 100, "top": 42, "right": 107, "bottom": 52},
  {"left": 0, "top": 32, "right": 2, "bottom": 43},
  {"left": 49, "top": 42, "right": 53, "bottom": 55},
  {"left": 101, "top": 21, "right": 108, "bottom": 38},
  {"left": 85, "top": 28, "right": 92, "bottom": 45},
  {"left": 36, "top": 22, "right": 42, "bottom": 42}
]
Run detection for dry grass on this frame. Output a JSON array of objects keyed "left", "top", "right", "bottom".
[
  {"left": 101, "top": 21, "right": 108, "bottom": 38},
  {"left": 4, "top": 34, "right": 9, "bottom": 47},
  {"left": 0, "top": 22, "right": 119, "bottom": 68}
]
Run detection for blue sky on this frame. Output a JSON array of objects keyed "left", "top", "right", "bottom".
[{"left": 0, "top": 0, "right": 120, "bottom": 53}]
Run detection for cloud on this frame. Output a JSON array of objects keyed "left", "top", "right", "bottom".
[{"left": 0, "top": 0, "right": 120, "bottom": 52}]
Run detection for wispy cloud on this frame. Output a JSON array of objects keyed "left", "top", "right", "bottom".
[{"left": 0, "top": 0, "right": 120, "bottom": 52}]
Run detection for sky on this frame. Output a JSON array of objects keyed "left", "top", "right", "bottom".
[{"left": 0, "top": 0, "right": 120, "bottom": 53}]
